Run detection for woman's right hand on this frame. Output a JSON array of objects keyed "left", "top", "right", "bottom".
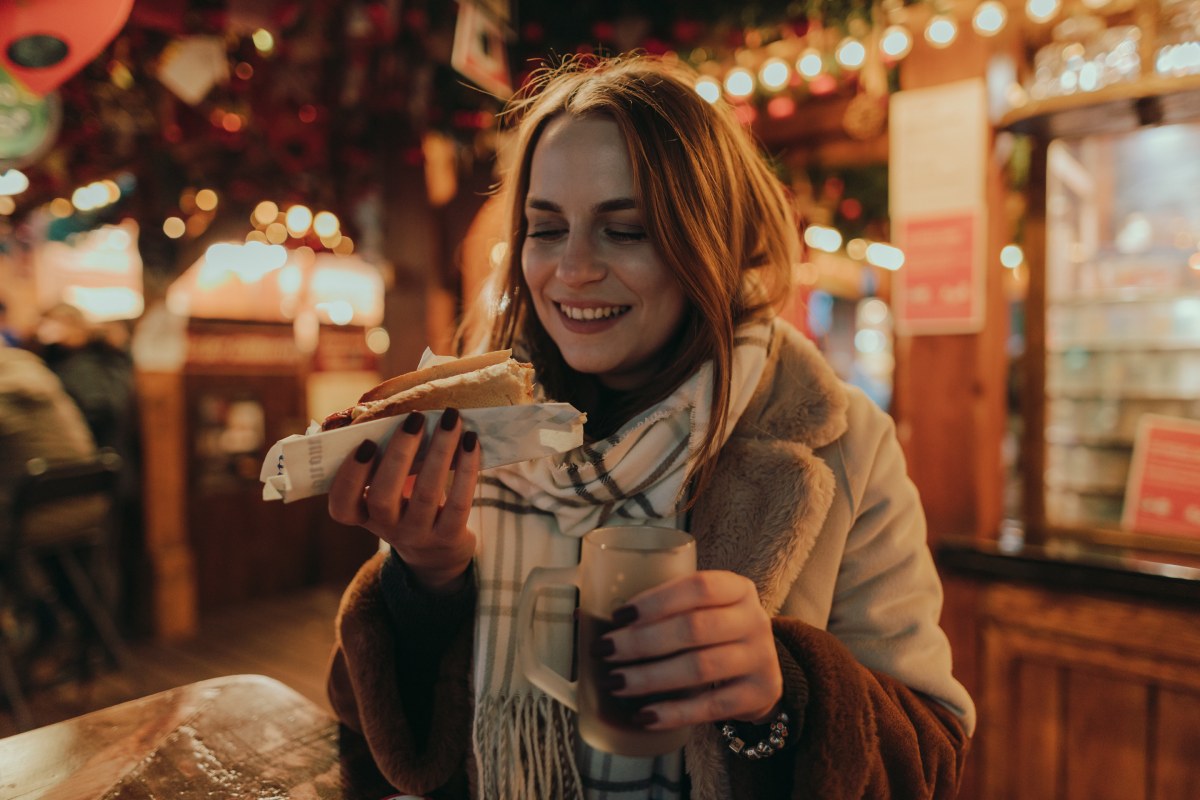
[{"left": 328, "top": 408, "right": 481, "bottom": 593}]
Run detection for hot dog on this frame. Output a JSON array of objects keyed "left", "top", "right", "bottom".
[{"left": 320, "top": 349, "right": 535, "bottom": 431}]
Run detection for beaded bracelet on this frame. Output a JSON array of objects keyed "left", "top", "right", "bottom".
[{"left": 719, "top": 709, "right": 790, "bottom": 760}]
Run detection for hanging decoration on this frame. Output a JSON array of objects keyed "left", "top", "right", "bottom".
[
  {"left": 0, "top": 0, "right": 135, "bottom": 96},
  {"left": 0, "top": 67, "right": 62, "bottom": 166}
]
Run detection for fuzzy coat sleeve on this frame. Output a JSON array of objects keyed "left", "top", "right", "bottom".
[
  {"left": 726, "top": 621, "right": 969, "bottom": 799},
  {"left": 326, "top": 549, "right": 476, "bottom": 798}
]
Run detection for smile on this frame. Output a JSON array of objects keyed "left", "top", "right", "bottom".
[{"left": 557, "top": 303, "right": 632, "bottom": 321}]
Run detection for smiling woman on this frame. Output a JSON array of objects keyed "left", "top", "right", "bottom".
[{"left": 325, "top": 53, "right": 973, "bottom": 800}]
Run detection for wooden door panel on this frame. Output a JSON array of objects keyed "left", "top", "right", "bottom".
[
  {"left": 1064, "top": 670, "right": 1148, "bottom": 800},
  {"left": 1013, "top": 659, "right": 1061, "bottom": 800},
  {"left": 1154, "top": 688, "right": 1200, "bottom": 800}
]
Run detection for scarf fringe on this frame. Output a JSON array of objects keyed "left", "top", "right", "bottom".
[{"left": 474, "top": 693, "right": 584, "bottom": 800}]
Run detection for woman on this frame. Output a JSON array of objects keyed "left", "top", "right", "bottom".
[{"left": 326, "top": 55, "right": 974, "bottom": 799}]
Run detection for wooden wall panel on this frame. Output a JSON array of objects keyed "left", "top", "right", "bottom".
[
  {"left": 1065, "top": 671, "right": 1148, "bottom": 800},
  {"left": 1154, "top": 688, "right": 1200, "bottom": 800},
  {"left": 1013, "top": 660, "right": 1061, "bottom": 800}
]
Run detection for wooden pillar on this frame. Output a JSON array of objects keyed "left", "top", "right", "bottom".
[
  {"left": 136, "top": 370, "right": 198, "bottom": 639},
  {"left": 891, "top": 9, "right": 1018, "bottom": 542}
]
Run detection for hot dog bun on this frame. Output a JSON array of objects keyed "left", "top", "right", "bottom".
[{"left": 320, "top": 350, "right": 535, "bottom": 430}]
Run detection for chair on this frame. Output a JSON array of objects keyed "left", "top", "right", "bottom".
[{"left": 0, "top": 449, "right": 131, "bottom": 731}]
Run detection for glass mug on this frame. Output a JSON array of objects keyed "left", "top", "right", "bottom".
[{"left": 516, "top": 525, "right": 697, "bottom": 756}]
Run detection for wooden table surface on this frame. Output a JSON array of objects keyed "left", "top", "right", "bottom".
[{"left": 0, "top": 674, "right": 399, "bottom": 799}]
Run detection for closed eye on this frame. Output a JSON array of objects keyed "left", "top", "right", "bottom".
[{"left": 607, "top": 228, "right": 647, "bottom": 242}]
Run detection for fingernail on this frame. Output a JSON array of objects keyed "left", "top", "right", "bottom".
[
  {"left": 594, "top": 637, "right": 616, "bottom": 658},
  {"left": 402, "top": 412, "right": 425, "bottom": 435},
  {"left": 612, "top": 605, "right": 638, "bottom": 626},
  {"left": 354, "top": 440, "right": 377, "bottom": 463},
  {"left": 598, "top": 672, "right": 626, "bottom": 693},
  {"left": 440, "top": 408, "right": 460, "bottom": 431},
  {"left": 631, "top": 709, "right": 659, "bottom": 728},
  {"left": 462, "top": 431, "right": 478, "bottom": 452}
]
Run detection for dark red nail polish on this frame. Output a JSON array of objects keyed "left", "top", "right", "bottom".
[
  {"left": 612, "top": 605, "right": 638, "bottom": 626},
  {"left": 440, "top": 408, "right": 460, "bottom": 430},
  {"left": 632, "top": 709, "right": 658, "bottom": 727},
  {"left": 354, "top": 440, "right": 377, "bottom": 463},
  {"left": 402, "top": 412, "right": 425, "bottom": 434},
  {"left": 595, "top": 637, "right": 616, "bottom": 658},
  {"left": 462, "top": 431, "right": 478, "bottom": 452},
  {"left": 598, "top": 671, "right": 626, "bottom": 693}
]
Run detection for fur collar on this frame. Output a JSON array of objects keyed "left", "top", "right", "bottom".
[{"left": 686, "top": 319, "right": 849, "bottom": 799}]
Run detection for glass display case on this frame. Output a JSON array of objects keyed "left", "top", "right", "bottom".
[
  {"left": 1042, "top": 123, "right": 1200, "bottom": 531},
  {"left": 1003, "top": 42, "right": 1200, "bottom": 552}
]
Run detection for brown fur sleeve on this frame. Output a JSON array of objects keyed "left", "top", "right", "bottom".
[
  {"left": 729, "top": 618, "right": 970, "bottom": 800},
  {"left": 326, "top": 551, "right": 476, "bottom": 796}
]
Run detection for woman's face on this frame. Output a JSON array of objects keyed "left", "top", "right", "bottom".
[{"left": 521, "top": 115, "right": 687, "bottom": 391}]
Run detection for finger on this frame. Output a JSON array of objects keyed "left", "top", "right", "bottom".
[
  {"left": 404, "top": 408, "right": 462, "bottom": 531},
  {"left": 611, "top": 641, "right": 758, "bottom": 698},
  {"left": 620, "top": 571, "right": 758, "bottom": 625},
  {"left": 605, "top": 604, "right": 752, "bottom": 661},
  {"left": 328, "top": 439, "right": 378, "bottom": 525},
  {"left": 436, "top": 430, "right": 481, "bottom": 535},
  {"left": 632, "top": 676, "right": 774, "bottom": 730},
  {"left": 365, "top": 412, "right": 427, "bottom": 525}
]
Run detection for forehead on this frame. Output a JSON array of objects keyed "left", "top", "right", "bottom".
[{"left": 528, "top": 115, "right": 635, "bottom": 198}]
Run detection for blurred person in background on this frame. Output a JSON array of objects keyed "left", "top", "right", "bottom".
[
  {"left": 34, "top": 302, "right": 143, "bottom": 631},
  {"left": 0, "top": 336, "right": 101, "bottom": 674}
]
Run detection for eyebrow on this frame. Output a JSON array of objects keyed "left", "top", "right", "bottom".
[{"left": 526, "top": 197, "right": 638, "bottom": 214}]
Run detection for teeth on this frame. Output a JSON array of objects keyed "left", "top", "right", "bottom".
[{"left": 559, "top": 304, "right": 629, "bottom": 321}]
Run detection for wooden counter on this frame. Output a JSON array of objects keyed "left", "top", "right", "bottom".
[{"left": 937, "top": 538, "right": 1200, "bottom": 800}]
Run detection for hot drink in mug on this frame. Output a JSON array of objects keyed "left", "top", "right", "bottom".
[{"left": 517, "top": 525, "right": 697, "bottom": 756}]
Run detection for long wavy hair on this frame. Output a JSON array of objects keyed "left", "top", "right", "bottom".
[{"left": 461, "top": 54, "right": 799, "bottom": 501}]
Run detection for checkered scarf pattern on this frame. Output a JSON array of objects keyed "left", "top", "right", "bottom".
[{"left": 468, "top": 321, "right": 771, "bottom": 799}]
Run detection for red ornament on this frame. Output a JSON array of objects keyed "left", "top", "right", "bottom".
[{"left": 0, "top": 0, "right": 134, "bottom": 96}]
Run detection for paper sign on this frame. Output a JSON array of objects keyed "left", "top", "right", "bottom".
[
  {"left": 889, "top": 79, "right": 987, "bottom": 335},
  {"left": 894, "top": 212, "right": 983, "bottom": 334},
  {"left": 260, "top": 403, "right": 585, "bottom": 503},
  {"left": 1122, "top": 415, "right": 1200, "bottom": 538}
]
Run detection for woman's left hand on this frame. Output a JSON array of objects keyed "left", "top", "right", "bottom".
[{"left": 601, "top": 569, "right": 783, "bottom": 729}]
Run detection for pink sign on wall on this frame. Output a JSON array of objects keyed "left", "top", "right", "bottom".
[
  {"left": 1123, "top": 415, "right": 1200, "bottom": 539},
  {"left": 894, "top": 211, "right": 983, "bottom": 334}
]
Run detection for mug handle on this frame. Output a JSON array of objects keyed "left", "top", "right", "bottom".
[{"left": 517, "top": 565, "right": 579, "bottom": 711}]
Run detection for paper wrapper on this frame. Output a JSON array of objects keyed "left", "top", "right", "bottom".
[{"left": 260, "top": 403, "right": 585, "bottom": 503}]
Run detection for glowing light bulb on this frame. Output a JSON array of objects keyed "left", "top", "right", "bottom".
[
  {"left": 1000, "top": 244, "right": 1024, "bottom": 268},
  {"left": 865, "top": 243, "right": 905, "bottom": 271},
  {"left": 163, "top": 217, "right": 186, "bottom": 239},
  {"left": 836, "top": 38, "right": 867, "bottom": 70},
  {"left": 758, "top": 57, "right": 791, "bottom": 90},
  {"left": 925, "top": 15, "right": 959, "bottom": 48},
  {"left": 1025, "top": 0, "right": 1061, "bottom": 24},
  {"left": 313, "top": 211, "right": 340, "bottom": 238},
  {"left": 973, "top": 1, "right": 1008, "bottom": 36},
  {"left": 724, "top": 67, "right": 755, "bottom": 98},
  {"left": 880, "top": 25, "right": 914, "bottom": 60},
  {"left": 695, "top": 76, "right": 722, "bottom": 103},
  {"left": 797, "top": 48, "right": 824, "bottom": 79},
  {"left": 0, "top": 169, "right": 30, "bottom": 196},
  {"left": 252, "top": 28, "right": 275, "bottom": 53},
  {"left": 285, "top": 204, "right": 313, "bottom": 237}
]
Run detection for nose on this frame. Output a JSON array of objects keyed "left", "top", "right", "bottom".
[{"left": 557, "top": 232, "right": 606, "bottom": 287}]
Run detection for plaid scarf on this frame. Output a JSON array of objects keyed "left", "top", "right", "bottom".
[{"left": 468, "top": 322, "right": 770, "bottom": 799}]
